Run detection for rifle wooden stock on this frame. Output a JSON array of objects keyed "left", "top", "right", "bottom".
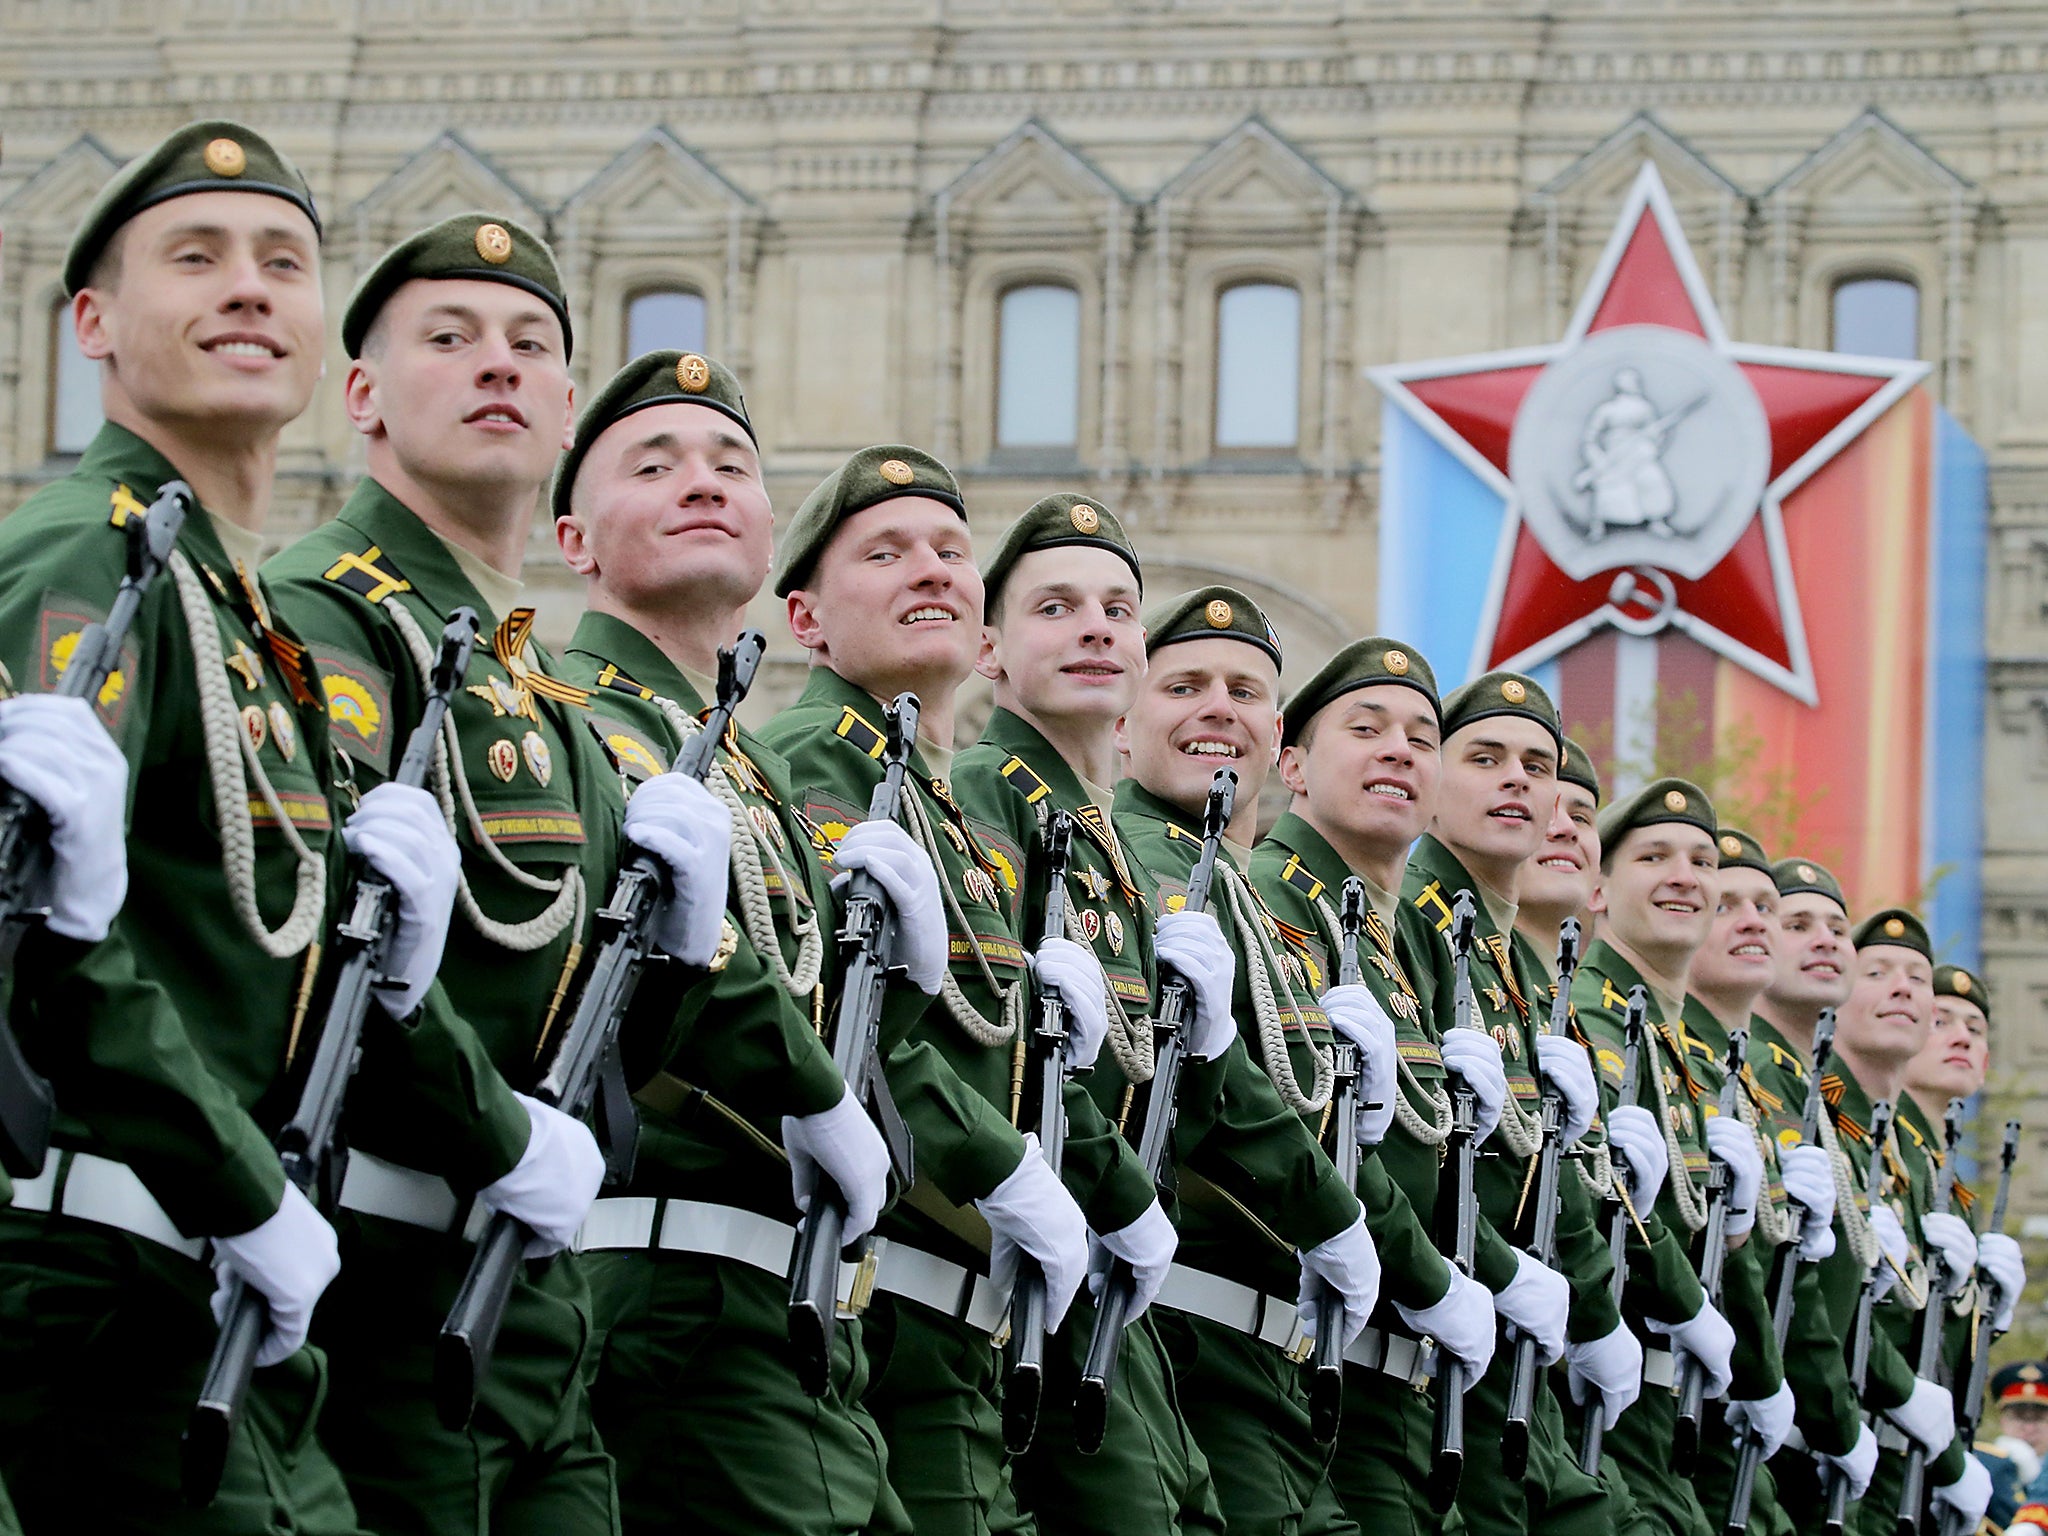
[
  {"left": 1824, "top": 1099, "right": 1896, "bottom": 1536},
  {"left": 1579, "top": 986, "right": 1649, "bottom": 1477},
  {"left": 0, "top": 480, "right": 190, "bottom": 1177},
  {"left": 434, "top": 631, "right": 767, "bottom": 1430},
  {"left": 184, "top": 605, "right": 478, "bottom": 1505},
  {"left": 1075, "top": 768, "right": 1234, "bottom": 1454}
]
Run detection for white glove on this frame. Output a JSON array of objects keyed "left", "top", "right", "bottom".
[
  {"left": 1726, "top": 1381, "right": 1797, "bottom": 1460},
  {"left": 1979, "top": 1232, "right": 2026, "bottom": 1331},
  {"left": 1565, "top": 1323, "right": 1644, "bottom": 1428},
  {"left": 1295, "top": 1214, "right": 1381, "bottom": 1349},
  {"left": 1154, "top": 910, "right": 1238, "bottom": 1060},
  {"left": 782, "top": 1086, "right": 891, "bottom": 1244},
  {"left": 1398, "top": 1269, "right": 1498, "bottom": 1377},
  {"left": 624, "top": 773, "right": 732, "bottom": 965},
  {"left": 1931, "top": 1453, "right": 1993, "bottom": 1528},
  {"left": 1439, "top": 1029, "right": 1507, "bottom": 1146},
  {"left": 1779, "top": 1143, "right": 1838, "bottom": 1260},
  {"left": 1816, "top": 1421, "right": 1879, "bottom": 1502},
  {"left": 341, "top": 782, "right": 458, "bottom": 1018},
  {"left": 1088, "top": 1199, "right": 1177, "bottom": 1322},
  {"left": 828, "top": 817, "right": 947, "bottom": 994},
  {"left": 1606, "top": 1105, "right": 1670, "bottom": 1212},
  {"left": 210, "top": 1182, "right": 341, "bottom": 1368},
  {"left": 1320, "top": 985, "right": 1399, "bottom": 1145},
  {"left": 1647, "top": 1299, "right": 1735, "bottom": 1399},
  {"left": 1535, "top": 1035, "right": 1598, "bottom": 1145},
  {"left": 1921, "top": 1211, "right": 1979, "bottom": 1285},
  {"left": 1032, "top": 938, "right": 1110, "bottom": 1071},
  {"left": 1494, "top": 1250, "right": 1570, "bottom": 1366},
  {"left": 1869, "top": 1205, "right": 1910, "bottom": 1301},
  {"left": 481, "top": 1094, "right": 606, "bottom": 1258},
  {"left": 0, "top": 693, "right": 130, "bottom": 941},
  {"left": 979, "top": 1133, "right": 1089, "bottom": 1330},
  {"left": 1705, "top": 1115, "right": 1766, "bottom": 1238},
  {"left": 1884, "top": 1376, "right": 1957, "bottom": 1458}
]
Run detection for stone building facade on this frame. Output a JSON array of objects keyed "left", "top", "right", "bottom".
[{"left": 4, "top": 0, "right": 2047, "bottom": 1190}]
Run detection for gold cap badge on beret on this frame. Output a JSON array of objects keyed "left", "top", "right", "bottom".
[
  {"left": 1721, "top": 834, "right": 1741, "bottom": 857},
  {"left": 1206, "top": 599, "right": 1234, "bottom": 629},
  {"left": 474, "top": 222, "right": 513, "bottom": 264},
  {"left": 1665, "top": 789, "right": 1688, "bottom": 813},
  {"left": 879, "top": 459, "right": 915, "bottom": 486},
  {"left": 1070, "top": 503, "right": 1100, "bottom": 534},
  {"left": 203, "top": 138, "right": 246, "bottom": 177},
  {"left": 1885, "top": 917, "right": 1906, "bottom": 938},
  {"left": 1385, "top": 649, "right": 1411, "bottom": 676},
  {"left": 1955, "top": 972, "right": 1974, "bottom": 994},
  {"left": 1501, "top": 679, "right": 1526, "bottom": 704},
  {"left": 676, "top": 353, "right": 711, "bottom": 393},
  {"left": 1798, "top": 864, "right": 1816, "bottom": 882}
]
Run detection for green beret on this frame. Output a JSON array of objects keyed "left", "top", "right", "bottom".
[
  {"left": 772, "top": 445, "right": 966, "bottom": 597},
  {"left": 1851, "top": 907, "right": 1931, "bottom": 960},
  {"left": 343, "top": 212, "right": 571, "bottom": 360},
  {"left": 65, "top": 120, "right": 321, "bottom": 298},
  {"left": 1714, "top": 825, "right": 1772, "bottom": 876},
  {"left": 1144, "top": 586, "right": 1281, "bottom": 669},
  {"left": 1282, "top": 637, "right": 1439, "bottom": 748},
  {"left": 1933, "top": 964, "right": 1990, "bottom": 1020},
  {"left": 1772, "top": 856, "right": 1846, "bottom": 911},
  {"left": 553, "top": 350, "right": 753, "bottom": 521},
  {"left": 1560, "top": 736, "right": 1603, "bottom": 805},
  {"left": 1440, "top": 670, "right": 1560, "bottom": 749},
  {"left": 982, "top": 494, "right": 1141, "bottom": 612},
  {"left": 1596, "top": 776, "right": 1715, "bottom": 852}
]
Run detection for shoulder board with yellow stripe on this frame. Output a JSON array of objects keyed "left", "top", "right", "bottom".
[
  {"left": 1899, "top": 1116, "right": 1929, "bottom": 1150},
  {"left": 321, "top": 545, "right": 413, "bottom": 606},
  {"left": 108, "top": 482, "right": 150, "bottom": 527},
  {"left": 998, "top": 756, "right": 1050, "bottom": 805},
  {"left": 833, "top": 705, "right": 887, "bottom": 759},
  {"left": 1599, "top": 977, "right": 1630, "bottom": 1012},
  {"left": 1278, "top": 854, "right": 1324, "bottom": 902},
  {"left": 592, "top": 662, "right": 655, "bottom": 702},
  {"left": 1768, "top": 1041, "right": 1810, "bottom": 1080},
  {"left": 1412, "top": 879, "right": 1455, "bottom": 933}
]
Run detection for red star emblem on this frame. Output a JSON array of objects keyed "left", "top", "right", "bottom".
[{"left": 1369, "top": 164, "right": 1927, "bottom": 703}]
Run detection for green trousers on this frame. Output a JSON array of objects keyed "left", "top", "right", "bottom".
[
  {"left": 1603, "top": 1372, "right": 1711, "bottom": 1536},
  {"left": 1454, "top": 1337, "right": 1613, "bottom": 1536},
  {"left": 1694, "top": 1414, "right": 1792, "bottom": 1536},
  {"left": 860, "top": 1293, "right": 1031, "bottom": 1536},
  {"left": 1012, "top": 1301, "right": 1224, "bottom": 1535},
  {"left": 583, "top": 1250, "right": 905, "bottom": 1536},
  {"left": 0, "top": 1211, "right": 365, "bottom": 1536},
  {"left": 1854, "top": 1449, "right": 1910, "bottom": 1536},
  {"left": 1152, "top": 1309, "right": 1359, "bottom": 1536},
  {"left": 311, "top": 1213, "right": 618, "bottom": 1536},
  {"left": 1325, "top": 1358, "right": 1465, "bottom": 1536}
]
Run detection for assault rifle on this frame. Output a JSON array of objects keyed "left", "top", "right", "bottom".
[
  {"left": 1579, "top": 985, "right": 1649, "bottom": 1475},
  {"left": 1894, "top": 1099, "right": 1966, "bottom": 1536},
  {"left": 435, "top": 630, "right": 767, "bottom": 1429},
  {"left": 1675, "top": 1028, "right": 1749, "bottom": 1471},
  {"left": 1943, "top": 1120, "right": 2021, "bottom": 1536},
  {"left": 1307, "top": 876, "right": 1371, "bottom": 1445},
  {"left": 0, "top": 479, "right": 189, "bottom": 1176},
  {"left": 185, "top": 605, "right": 478, "bottom": 1503},
  {"left": 1429, "top": 888, "right": 1482, "bottom": 1511},
  {"left": 1503, "top": 916, "right": 1581, "bottom": 1478},
  {"left": 1075, "top": 767, "right": 1235, "bottom": 1454},
  {"left": 1824, "top": 1098, "right": 1896, "bottom": 1536}
]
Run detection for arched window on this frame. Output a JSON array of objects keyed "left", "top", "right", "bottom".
[
  {"left": 1214, "top": 282, "right": 1301, "bottom": 450},
  {"left": 996, "top": 283, "right": 1080, "bottom": 449},
  {"left": 1831, "top": 276, "right": 1919, "bottom": 361},
  {"left": 625, "top": 288, "right": 707, "bottom": 358},
  {"left": 50, "top": 303, "right": 102, "bottom": 455}
]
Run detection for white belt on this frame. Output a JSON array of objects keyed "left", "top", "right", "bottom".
[
  {"left": 1345, "top": 1324, "right": 1430, "bottom": 1385},
  {"left": 1155, "top": 1264, "right": 1310, "bottom": 1358},
  {"left": 10, "top": 1148, "right": 208, "bottom": 1262},
  {"left": 337, "top": 1150, "right": 487, "bottom": 1240},
  {"left": 1644, "top": 1346, "right": 1676, "bottom": 1389},
  {"left": 577, "top": 1196, "right": 862, "bottom": 1309},
  {"left": 871, "top": 1238, "right": 1007, "bottom": 1334}
]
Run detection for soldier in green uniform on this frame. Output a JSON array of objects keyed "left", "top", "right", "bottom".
[
  {"left": 1568, "top": 779, "right": 1748, "bottom": 1536},
  {"left": 1830, "top": 909, "right": 1992, "bottom": 1536},
  {"left": 1512, "top": 736, "right": 1601, "bottom": 959},
  {"left": 1248, "top": 637, "right": 1508, "bottom": 1534},
  {"left": 765, "top": 446, "right": 1161, "bottom": 1536},
  {"left": 266, "top": 215, "right": 736, "bottom": 1535},
  {"left": 1106, "top": 587, "right": 1384, "bottom": 1536},
  {"left": 1400, "top": 673, "right": 1636, "bottom": 1536},
  {"left": 0, "top": 122, "right": 496, "bottom": 1535},
  {"left": 947, "top": 494, "right": 1215, "bottom": 1535},
  {"left": 548, "top": 350, "right": 921, "bottom": 1534}
]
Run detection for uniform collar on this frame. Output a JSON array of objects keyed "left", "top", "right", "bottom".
[
  {"left": 1580, "top": 938, "right": 1672, "bottom": 1025},
  {"left": 795, "top": 665, "right": 937, "bottom": 778},
  {"left": 78, "top": 422, "right": 239, "bottom": 576},
  {"left": 334, "top": 476, "right": 500, "bottom": 622},
  {"left": 980, "top": 706, "right": 1092, "bottom": 809},
  {"left": 566, "top": 610, "right": 705, "bottom": 713},
  {"left": 1113, "top": 777, "right": 1243, "bottom": 868},
  {"left": 1262, "top": 812, "right": 1401, "bottom": 932},
  {"left": 1407, "top": 833, "right": 1504, "bottom": 941}
]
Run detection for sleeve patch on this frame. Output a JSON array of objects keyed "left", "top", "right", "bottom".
[
  {"left": 37, "top": 592, "right": 137, "bottom": 735},
  {"left": 312, "top": 645, "right": 395, "bottom": 776},
  {"left": 589, "top": 713, "right": 669, "bottom": 783},
  {"left": 475, "top": 808, "right": 586, "bottom": 845}
]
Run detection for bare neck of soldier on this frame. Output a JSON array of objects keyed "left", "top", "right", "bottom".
[
  {"left": 1832, "top": 1036, "right": 1906, "bottom": 1106},
  {"left": 1438, "top": 831, "right": 1522, "bottom": 924},
  {"left": 993, "top": 681, "right": 1120, "bottom": 790},
  {"left": 368, "top": 438, "right": 537, "bottom": 579},
  {"left": 1753, "top": 993, "right": 1822, "bottom": 1060},
  {"left": 1595, "top": 920, "right": 1696, "bottom": 1017},
  {"left": 1297, "top": 797, "right": 1407, "bottom": 894},
  {"left": 1514, "top": 897, "right": 1582, "bottom": 971},
  {"left": 588, "top": 582, "right": 742, "bottom": 683},
  {"left": 844, "top": 658, "right": 959, "bottom": 753},
  {"left": 1902, "top": 1080, "right": 1953, "bottom": 1128},
  {"left": 1690, "top": 974, "right": 1765, "bottom": 1037},
  {"left": 106, "top": 398, "right": 279, "bottom": 534}
]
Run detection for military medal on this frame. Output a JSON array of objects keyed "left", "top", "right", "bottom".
[
  {"left": 522, "top": 730, "right": 552, "bottom": 786},
  {"left": 488, "top": 738, "right": 518, "bottom": 782},
  {"left": 228, "top": 639, "right": 264, "bottom": 690},
  {"left": 963, "top": 867, "right": 996, "bottom": 906},
  {"left": 1080, "top": 909, "right": 1101, "bottom": 942},
  {"left": 240, "top": 704, "right": 266, "bottom": 752},
  {"left": 268, "top": 702, "right": 296, "bottom": 762},
  {"left": 1104, "top": 910, "right": 1125, "bottom": 955}
]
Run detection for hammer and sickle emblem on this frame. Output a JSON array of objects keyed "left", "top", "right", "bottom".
[{"left": 1605, "top": 566, "right": 1678, "bottom": 637}]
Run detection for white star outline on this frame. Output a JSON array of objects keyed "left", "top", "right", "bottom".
[{"left": 1368, "top": 163, "right": 1929, "bottom": 706}]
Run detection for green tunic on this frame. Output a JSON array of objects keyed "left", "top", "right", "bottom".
[
  {"left": 1401, "top": 834, "right": 1619, "bottom": 1536},
  {"left": 557, "top": 611, "right": 909, "bottom": 1536},
  {"left": 1112, "top": 780, "right": 1364, "bottom": 1536},
  {"left": 266, "top": 477, "right": 641, "bottom": 1536}
]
